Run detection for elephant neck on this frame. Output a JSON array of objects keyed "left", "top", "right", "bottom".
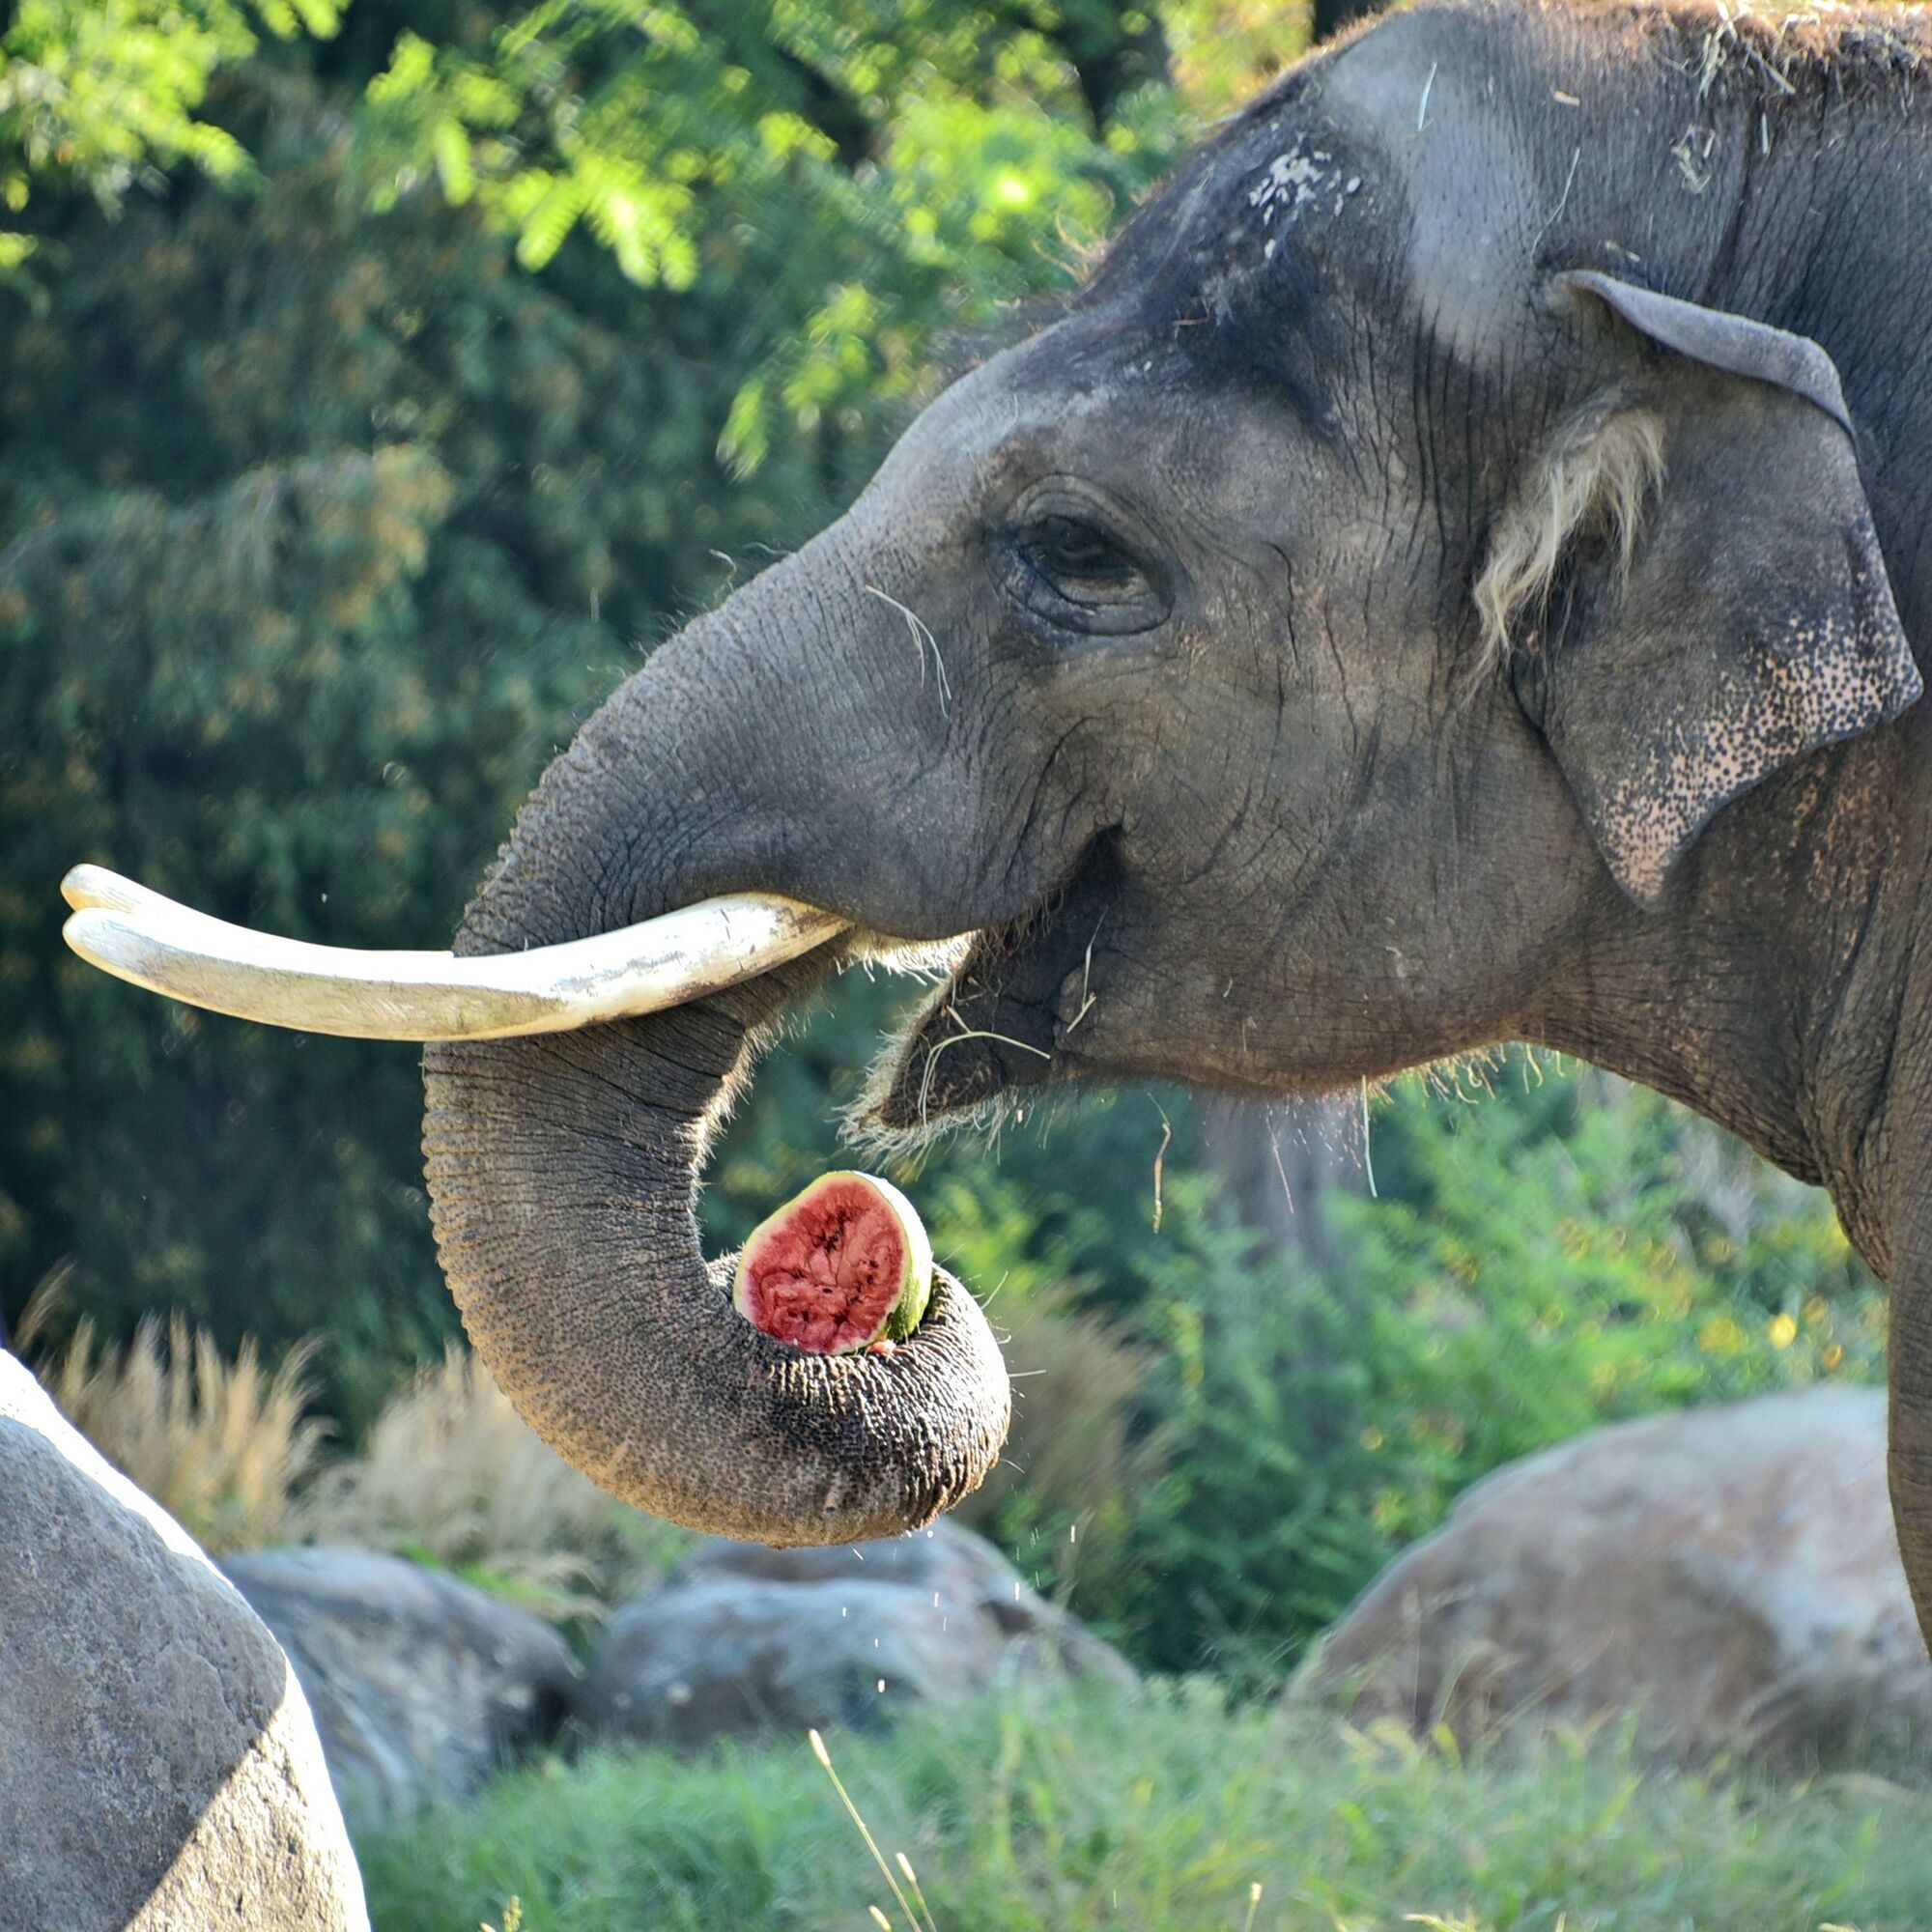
[{"left": 1523, "top": 715, "right": 1932, "bottom": 1283}]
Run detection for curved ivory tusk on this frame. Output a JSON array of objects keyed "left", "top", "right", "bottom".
[{"left": 59, "top": 864, "right": 847, "bottom": 1040}]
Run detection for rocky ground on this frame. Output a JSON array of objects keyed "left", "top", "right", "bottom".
[{"left": 11, "top": 1364, "right": 1928, "bottom": 1930}]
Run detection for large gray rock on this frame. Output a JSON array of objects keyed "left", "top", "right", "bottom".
[
  {"left": 1297, "top": 1385, "right": 1932, "bottom": 1766},
  {"left": 0, "top": 1350, "right": 367, "bottom": 1932},
  {"left": 578, "top": 1517, "right": 1133, "bottom": 1748},
  {"left": 224, "top": 1547, "right": 577, "bottom": 1826}
]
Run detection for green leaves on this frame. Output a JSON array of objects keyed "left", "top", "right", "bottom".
[
  {"left": 0, "top": 0, "right": 347, "bottom": 281},
  {"left": 0, "top": 2, "right": 319, "bottom": 199},
  {"left": 1086, "top": 1065, "right": 1883, "bottom": 1677},
  {"left": 350, "top": 2, "right": 1181, "bottom": 467}
]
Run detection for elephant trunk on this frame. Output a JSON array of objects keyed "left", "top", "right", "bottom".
[{"left": 420, "top": 588, "right": 1009, "bottom": 1545}]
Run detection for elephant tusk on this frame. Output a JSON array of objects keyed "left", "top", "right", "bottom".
[{"left": 58, "top": 863, "right": 848, "bottom": 1040}]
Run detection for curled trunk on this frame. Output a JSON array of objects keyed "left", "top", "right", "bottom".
[{"left": 421, "top": 641, "right": 1010, "bottom": 1546}]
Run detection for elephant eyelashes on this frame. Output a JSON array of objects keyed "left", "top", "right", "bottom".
[{"left": 997, "top": 513, "right": 1169, "bottom": 638}]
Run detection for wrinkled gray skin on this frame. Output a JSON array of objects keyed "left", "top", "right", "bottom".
[{"left": 425, "top": 0, "right": 1932, "bottom": 1642}]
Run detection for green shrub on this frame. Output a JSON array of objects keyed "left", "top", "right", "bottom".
[{"left": 1088, "top": 1063, "right": 1884, "bottom": 1680}]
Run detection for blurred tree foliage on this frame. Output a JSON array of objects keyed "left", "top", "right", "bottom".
[
  {"left": 0, "top": 0, "right": 1241, "bottom": 1424},
  {"left": 0, "top": 1, "right": 342, "bottom": 270},
  {"left": 0, "top": 0, "right": 1885, "bottom": 1678}
]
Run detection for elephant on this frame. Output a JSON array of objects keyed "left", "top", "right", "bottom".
[{"left": 63, "top": 0, "right": 1932, "bottom": 1646}]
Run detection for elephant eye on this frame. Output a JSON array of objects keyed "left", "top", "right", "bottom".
[
  {"left": 1028, "top": 517, "right": 1137, "bottom": 586},
  {"left": 999, "top": 514, "right": 1168, "bottom": 638}
]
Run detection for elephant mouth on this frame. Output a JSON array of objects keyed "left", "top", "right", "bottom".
[{"left": 861, "top": 836, "right": 1125, "bottom": 1138}]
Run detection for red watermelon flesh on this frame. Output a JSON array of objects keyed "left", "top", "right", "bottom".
[{"left": 731, "top": 1172, "right": 932, "bottom": 1353}]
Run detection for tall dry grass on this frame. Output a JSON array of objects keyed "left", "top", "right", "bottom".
[
  {"left": 293, "top": 1346, "right": 689, "bottom": 1618},
  {"left": 25, "top": 1288, "right": 326, "bottom": 1553}
]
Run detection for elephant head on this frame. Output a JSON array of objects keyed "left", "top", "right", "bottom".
[{"left": 67, "top": 0, "right": 1930, "bottom": 1547}]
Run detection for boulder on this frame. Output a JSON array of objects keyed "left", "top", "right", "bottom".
[
  {"left": 0, "top": 1350, "right": 367, "bottom": 1932},
  {"left": 223, "top": 1547, "right": 578, "bottom": 1826},
  {"left": 578, "top": 1517, "right": 1133, "bottom": 1748},
  {"left": 1296, "top": 1384, "right": 1932, "bottom": 1767}
]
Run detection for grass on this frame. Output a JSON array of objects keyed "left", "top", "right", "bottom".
[{"left": 355, "top": 1680, "right": 1932, "bottom": 1932}]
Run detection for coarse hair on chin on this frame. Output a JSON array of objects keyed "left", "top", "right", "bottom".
[{"left": 842, "top": 1030, "right": 1029, "bottom": 1166}]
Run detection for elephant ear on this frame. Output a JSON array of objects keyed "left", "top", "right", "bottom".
[{"left": 1493, "top": 270, "right": 1920, "bottom": 903}]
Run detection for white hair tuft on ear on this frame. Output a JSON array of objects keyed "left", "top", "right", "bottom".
[{"left": 1475, "top": 401, "right": 1666, "bottom": 667}]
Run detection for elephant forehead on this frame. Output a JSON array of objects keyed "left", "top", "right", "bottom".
[
  {"left": 1058, "top": 31, "right": 1539, "bottom": 405},
  {"left": 1102, "top": 14, "right": 1539, "bottom": 368},
  {"left": 856, "top": 330, "right": 1200, "bottom": 512},
  {"left": 859, "top": 13, "right": 1561, "bottom": 518},
  {"left": 1311, "top": 19, "right": 1541, "bottom": 363}
]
